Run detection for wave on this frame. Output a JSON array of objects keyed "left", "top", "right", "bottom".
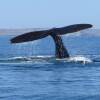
[
  {"left": 0, "top": 55, "right": 54, "bottom": 65},
  {"left": 0, "top": 54, "right": 100, "bottom": 64}
]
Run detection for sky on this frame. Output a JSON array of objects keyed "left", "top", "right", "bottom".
[{"left": 0, "top": 0, "right": 100, "bottom": 29}]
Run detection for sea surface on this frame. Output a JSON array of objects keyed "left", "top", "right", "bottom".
[{"left": 0, "top": 30, "right": 100, "bottom": 100}]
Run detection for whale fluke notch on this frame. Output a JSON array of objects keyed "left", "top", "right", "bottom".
[{"left": 11, "top": 24, "right": 93, "bottom": 44}]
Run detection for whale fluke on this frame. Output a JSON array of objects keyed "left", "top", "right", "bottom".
[
  {"left": 11, "top": 30, "right": 49, "bottom": 43},
  {"left": 49, "top": 24, "right": 92, "bottom": 35},
  {"left": 11, "top": 24, "right": 92, "bottom": 43}
]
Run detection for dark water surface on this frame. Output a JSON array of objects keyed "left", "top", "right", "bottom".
[{"left": 0, "top": 31, "right": 100, "bottom": 100}]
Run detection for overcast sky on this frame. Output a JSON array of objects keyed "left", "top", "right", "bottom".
[{"left": 0, "top": 0, "right": 99, "bottom": 28}]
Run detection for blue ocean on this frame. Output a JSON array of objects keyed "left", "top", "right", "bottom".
[{"left": 0, "top": 30, "right": 100, "bottom": 100}]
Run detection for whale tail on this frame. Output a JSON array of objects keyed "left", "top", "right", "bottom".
[
  {"left": 11, "top": 24, "right": 92, "bottom": 43},
  {"left": 10, "top": 24, "right": 93, "bottom": 58}
]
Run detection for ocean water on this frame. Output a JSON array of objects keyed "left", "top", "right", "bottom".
[{"left": 0, "top": 31, "right": 100, "bottom": 100}]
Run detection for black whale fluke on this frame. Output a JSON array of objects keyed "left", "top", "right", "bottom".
[
  {"left": 50, "top": 24, "right": 93, "bottom": 35},
  {"left": 11, "top": 24, "right": 92, "bottom": 43},
  {"left": 11, "top": 30, "right": 49, "bottom": 43}
]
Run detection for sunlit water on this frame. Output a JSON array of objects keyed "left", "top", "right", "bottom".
[{"left": 0, "top": 31, "right": 100, "bottom": 100}]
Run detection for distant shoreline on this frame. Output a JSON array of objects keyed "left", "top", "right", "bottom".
[
  {"left": 0, "top": 28, "right": 100, "bottom": 36},
  {"left": 0, "top": 28, "right": 47, "bottom": 34},
  {"left": 0, "top": 28, "right": 43, "bottom": 32}
]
